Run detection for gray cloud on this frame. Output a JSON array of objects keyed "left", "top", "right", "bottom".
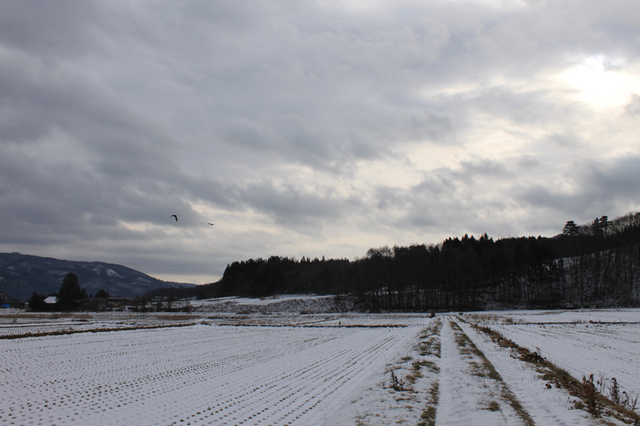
[
  {"left": 584, "top": 155, "right": 640, "bottom": 204},
  {"left": 1, "top": 0, "right": 640, "bottom": 282},
  {"left": 364, "top": 158, "right": 513, "bottom": 238},
  {"left": 626, "top": 93, "right": 640, "bottom": 116},
  {"left": 0, "top": 1, "right": 107, "bottom": 59},
  {"left": 238, "top": 182, "right": 347, "bottom": 230},
  {"left": 513, "top": 154, "right": 640, "bottom": 224}
]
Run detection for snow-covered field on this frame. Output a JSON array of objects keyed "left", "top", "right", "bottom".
[
  {"left": 470, "top": 309, "right": 640, "bottom": 413},
  {"left": 1, "top": 305, "right": 639, "bottom": 425}
]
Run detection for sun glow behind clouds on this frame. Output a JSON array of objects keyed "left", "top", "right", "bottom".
[{"left": 559, "top": 56, "right": 640, "bottom": 108}]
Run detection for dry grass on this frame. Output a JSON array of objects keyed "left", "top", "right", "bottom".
[
  {"left": 0, "top": 322, "right": 196, "bottom": 340},
  {"left": 418, "top": 381, "right": 440, "bottom": 426},
  {"left": 155, "top": 315, "right": 198, "bottom": 321},
  {"left": 404, "top": 371, "right": 420, "bottom": 384},
  {"left": 0, "top": 313, "right": 88, "bottom": 319},
  {"left": 416, "top": 360, "right": 439, "bottom": 374},
  {"left": 482, "top": 400, "right": 501, "bottom": 412},
  {"left": 405, "top": 360, "right": 440, "bottom": 384},
  {"left": 418, "top": 319, "right": 442, "bottom": 357}
]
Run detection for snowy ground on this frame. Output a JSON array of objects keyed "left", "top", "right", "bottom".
[{"left": 1, "top": 305, "right": 639, "bottom": 425}]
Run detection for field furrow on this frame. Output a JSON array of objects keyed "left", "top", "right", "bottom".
[
  {"left": 325, "top": 317, "right": 443, "bottom": 425},
  {"left": 456, "top": 321, "right": 595, "bottom": 426},
  {"left": 490, "top": 322, "right": 640, "bottom": 397},
  {"left": 2, "top": 310, "right": 639, "bottom": 425},
  {"left": 0, "top": 323, "right": 420, "bottom": 425}
]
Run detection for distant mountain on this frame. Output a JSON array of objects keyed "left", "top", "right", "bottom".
[{"left": 0, "top": 252, "right": 197, "bottom": 300}]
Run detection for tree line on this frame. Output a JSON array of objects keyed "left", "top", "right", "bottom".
[
  {"left": 28, "top": 273, "right": 110, "bottom": 312},
  {"left": 189, "top": 211, "right": 640, "bottom": 311},
  {"left": 31, "top": 211, "right": 640, "bottom": 312}
]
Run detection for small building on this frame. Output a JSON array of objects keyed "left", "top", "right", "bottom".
[{"left": 44, "top": 296, "right": 57, "bottom": 305}]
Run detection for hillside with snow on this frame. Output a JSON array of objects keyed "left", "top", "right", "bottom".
[{"left": 0, "top": 252, "right": 195, "bottom": 300}]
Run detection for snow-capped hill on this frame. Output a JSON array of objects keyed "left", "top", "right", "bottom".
[{"left": 0, "top": 252, "right": 196, "bottom": 300}]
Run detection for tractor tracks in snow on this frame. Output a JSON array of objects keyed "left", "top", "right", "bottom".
[
  {"left": 436, "top": 316, "right": 596, "bottom": 425},
  {"left": 437, "top": 316, "right": 533, "bottom": 425}
]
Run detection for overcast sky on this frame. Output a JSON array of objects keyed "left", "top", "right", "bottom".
[{"left": 1, "top": 0, "right": 640, "bottom": 284}]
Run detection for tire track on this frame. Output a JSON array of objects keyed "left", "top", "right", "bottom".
[
  {"left": 456, "top": 320, "right": 598, "bottom": 426},
  {"left": 436, "top": 317, "right": 534, "bottom": 425}
]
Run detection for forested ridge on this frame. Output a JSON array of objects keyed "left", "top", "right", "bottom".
[{"left": 177, "top": 211, "right": 640, "bottom": 311}]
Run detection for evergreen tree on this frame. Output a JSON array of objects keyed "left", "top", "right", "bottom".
[
  {"left": 95, "top": 289, "right": 110, "bottom": 299},
  {"left": 599, "top": 216, "right": 612, "bottom": 236},
  {"left": 563, "top": 220, "right": 579, "bottom": 236},
  {"left": 27, "top": 291, "right": 47, "bottom": 312},
  {"left": 56, "top": 273, "right": 87, "bottom": 311}
]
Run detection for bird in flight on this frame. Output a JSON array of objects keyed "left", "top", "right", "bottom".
[
  {"left": 208, "top": 223, "right": 215, "bottom": 226},
  {"left": 170, "top": 215, "right": 178, "bottom": 222}
]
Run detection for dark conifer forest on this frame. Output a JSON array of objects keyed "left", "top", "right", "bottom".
[{"left": 171, "top": 212, "right": 640, "bottom": 311}]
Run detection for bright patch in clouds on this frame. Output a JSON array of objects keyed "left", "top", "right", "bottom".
[{"left": 560, "top": 56, "right": 640, "bottom": 108}]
